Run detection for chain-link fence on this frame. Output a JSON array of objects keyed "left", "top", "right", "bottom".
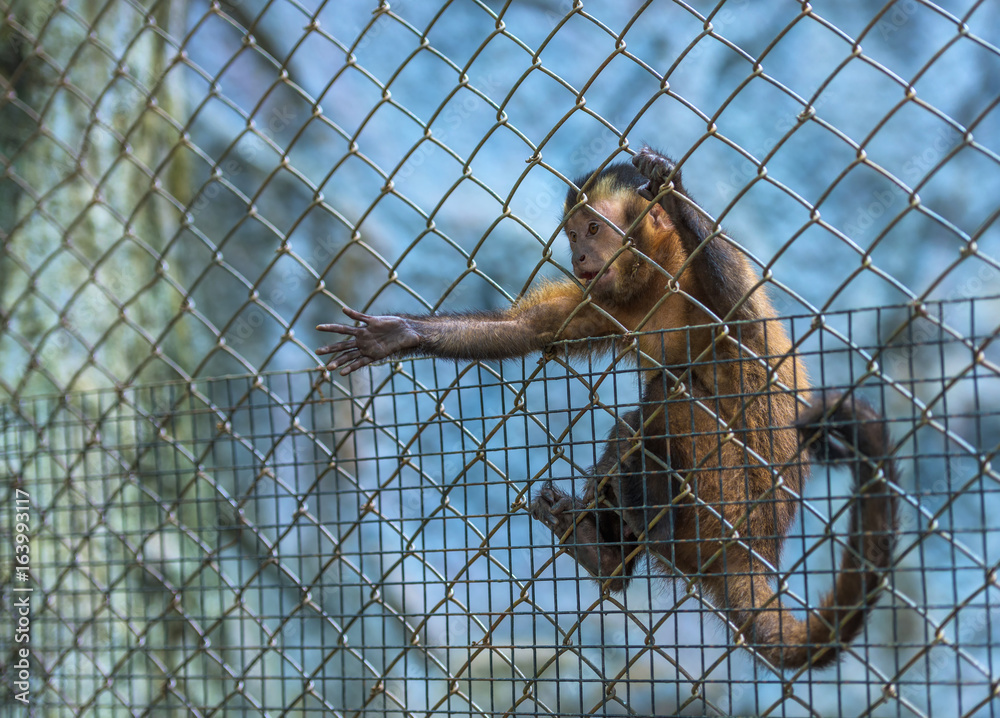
[{"left": 2, "top": 1, "right": 999, "bottom": 716}]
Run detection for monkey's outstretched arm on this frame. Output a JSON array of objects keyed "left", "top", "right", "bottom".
[
  {"left": 317, "top": 284, "right": 614, "bottom": 375},
  {"left": 317, "top": 307, "right": 547, "bottom": 375}
]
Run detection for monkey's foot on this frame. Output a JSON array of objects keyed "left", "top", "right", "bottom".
[{"left": 632, "top": 146, "right": 677, "bottom": 201}]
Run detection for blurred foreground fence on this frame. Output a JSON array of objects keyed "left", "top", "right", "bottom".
[{"left": 2, "top": 1, "right": 1000, "bottom": 716}]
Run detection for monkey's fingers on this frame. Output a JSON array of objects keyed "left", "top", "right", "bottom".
[
  {"left": 528, "top": 482, "right": 575, "bottom": 528},
  {"left": 317, "top": 307, "right": 375, "bottom": 336},
  {"left": 322, "top": 348, "right": 362, "bottom": 373},
  {"left": 338, "top": 352, "right": 374, "bottom": 376},
  {"left": 632, "top": 146, "right": 674, "bottom": 179},
  {"left": 316, "top": 322, "right": 362, "bottom": 337},
  {"left": 632, "top": 147, "right": 675, "bottom": 200},
  {"left": 316, "top": 338, "right": 358, "bottom": 355},
  {"left": 341, "top": 307, "right": 375, "bottom": 323}
]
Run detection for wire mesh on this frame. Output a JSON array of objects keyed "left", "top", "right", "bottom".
[{"left": 1, "top": 1, "right": 999, "bottom": 716}]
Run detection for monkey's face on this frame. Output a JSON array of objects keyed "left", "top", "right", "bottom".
[
  {"left": 565, "top": 199, "right": 633, "bottom": 297},
  {"left": 566, "top": 197, "right": 664, "bottom": 299}
]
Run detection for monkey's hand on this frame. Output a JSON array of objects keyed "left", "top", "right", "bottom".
[
  {"left": 317, "top": 307, "right": 421, "bottom": 375},
  {"left": 632, "top": 146, "right": 677, "bottom": 202},
  {"left": 528, "top": 482, "right": 578, "bottom": 531}
]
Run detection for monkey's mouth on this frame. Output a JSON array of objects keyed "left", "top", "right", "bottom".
[{"left": 577, "top": 271, "right": 599, "bottom": 282}]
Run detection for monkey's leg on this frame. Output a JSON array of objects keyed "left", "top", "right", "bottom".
[
  {"left": 609, "top": 381, "right": 677, "bottom": 551},
  {"left": 529, "top": 411, "right": 646, "bottom": 592}
]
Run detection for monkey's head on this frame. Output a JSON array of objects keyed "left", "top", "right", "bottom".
[{"left": 563, "top": 161, "right": 675, "bottom": 303}]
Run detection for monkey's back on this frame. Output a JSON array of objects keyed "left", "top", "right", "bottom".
[{"left": 649, "top": 318, "right": 807, "bottom": 587}]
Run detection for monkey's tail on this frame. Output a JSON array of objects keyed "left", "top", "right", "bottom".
[{"left": 755, "top": 392, "right": 899, "bottom": 670}]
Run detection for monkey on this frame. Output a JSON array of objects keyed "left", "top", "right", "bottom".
[{"left": 316, "top": 146, "right": 898, "bottom": 670}]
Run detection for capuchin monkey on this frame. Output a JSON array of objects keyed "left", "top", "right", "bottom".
[{"left": 317, "top": 146, "right": 897, "bottom": 670}]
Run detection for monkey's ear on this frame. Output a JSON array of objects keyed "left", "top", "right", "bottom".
[{"left": 647, "top": 202, "right": 673, "bottom": 231}]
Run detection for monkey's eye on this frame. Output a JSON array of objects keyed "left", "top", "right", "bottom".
[
  {"left": 587, "top": 221, "right": 600, "bottom": 235},
  {"left": 568, "top": 230, "right": 577, "bottom": 242}
]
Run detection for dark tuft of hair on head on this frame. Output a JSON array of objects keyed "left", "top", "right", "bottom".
[{"left": 563, "top": 161, "right": 648, "bottom": 219}]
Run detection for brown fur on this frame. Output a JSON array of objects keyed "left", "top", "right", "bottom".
[{"left": 315, "top": 147, "right": 898, "bottom": 670}]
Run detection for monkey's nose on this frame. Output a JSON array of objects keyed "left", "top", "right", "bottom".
[{"left": 576, "top": 254, "right": 587, "bottom": 263}]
